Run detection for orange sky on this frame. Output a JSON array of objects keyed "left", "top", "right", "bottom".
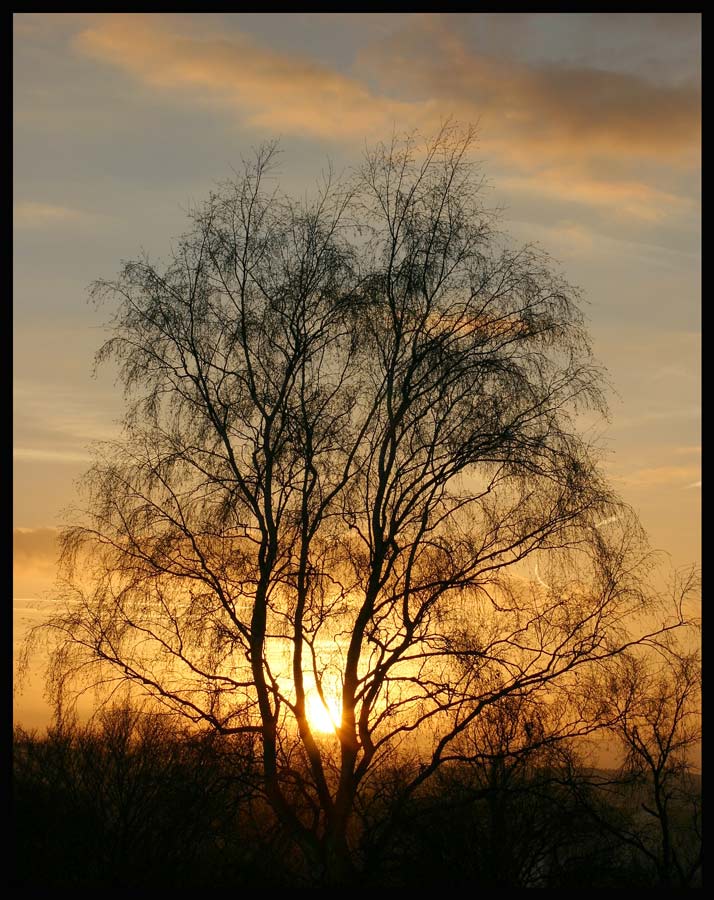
[{"left": 13, "top": 13, "right": 700, "bottom": 728}]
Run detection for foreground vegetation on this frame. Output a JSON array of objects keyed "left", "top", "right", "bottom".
[{"left": 13, "top": 705, "right": 701, "bottom": 888}]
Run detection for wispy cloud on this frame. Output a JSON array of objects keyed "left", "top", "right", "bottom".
[
  {"left": 13, "top": 201, "right": 108, "bottom": 230},
  {"left": 359, "top": 15, "right": 700, "bottom": 169},
  {"left": 67, "top": 14, "right": 699, "bottom": 228},
  {"left": 609, "top": 407, "right": 701, "bottom": 432},
  {"left": 594, "top": 514, "right": 622, "bottom": 529},
  {"left": 14, "top": 380, "right": 121, "bottom": 469},
  {"left": 13, "top": 447, "right": 94, "bottom": 464},
  {"left": 72, "top": 14, "right": 433, "bottom": 140},
  {"left": 72, "top": 13, "right": 701, "bottom": 168},
  {"left": 13, "top": 527, "right": 61, "bottom": 600},
  {"left": 615, "top": 464, "right": 701, "bottom": 488},
  {"left": 499, "top": 172, "right": 691, "bottom": 224}
]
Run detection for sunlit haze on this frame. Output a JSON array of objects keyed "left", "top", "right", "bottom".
[{"left": 305, "top": 691, "right": 342, "bottom": 734}]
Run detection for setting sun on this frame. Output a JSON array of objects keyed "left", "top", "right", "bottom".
[{"left": 305, "top": 690, "right": 341, "bottom": 734}]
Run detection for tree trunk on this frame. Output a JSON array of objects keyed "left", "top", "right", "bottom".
[{"left": 322, "top": 831, "right": 357, "bottom": 886}]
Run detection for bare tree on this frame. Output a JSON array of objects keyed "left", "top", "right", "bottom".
[
  {"left": 27, "top": 123, "right": 690, "bottom": 883},
  {"left": 588, "top": 608, "right": 701, "bottom": 886}
]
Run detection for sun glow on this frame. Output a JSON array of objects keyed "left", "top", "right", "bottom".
[{"left": 305, "top": 690, "right": 341, "bottom": 734}]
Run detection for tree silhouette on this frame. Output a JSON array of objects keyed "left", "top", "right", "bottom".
[
  {"left": 573, "top": 590, "right": 701, "bottom": 888},
  {"left": 29, "top": 123, "right": 690, "bottom": 883}
]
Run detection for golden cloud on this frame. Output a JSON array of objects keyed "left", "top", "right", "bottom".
[
  {"left": 615, "top": 464, "right": 701, "bottom": 488},
  {"left": 358, "top": 15, "right": 701, "bottom": 169},
  {"left": 498, "top": 172, "right": 691, "bottom": 224},
  {"left": 67, "top": 14, "right": 699, "bottom": 229},
  {"left": 73, "top": 14, "right": 435, "bottom": 140},
  {"left": 13, "top": 528, "right": 61, "bottom": 599},
  {"left": 13, "top": 202, "right": 105, "bottom": 230}
]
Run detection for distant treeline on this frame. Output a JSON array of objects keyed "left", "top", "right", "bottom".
[{"left": 13, "top": 706, "right": 701, "bottom": 888}]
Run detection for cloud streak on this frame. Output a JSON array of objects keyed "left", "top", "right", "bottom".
[
  {"left": 67, "top": 14, "right": 699, "bottom": 229},
  {"left": 359, "top": 15, "right": 700, "bottom": 168},
  {"left": 13, "top": 527, "right": 61, "bottom": 600},
  {"left": 73, "top": 14, "right": 434, "bottom": 140},
  {"left": 14, "top": 447, "right": 94, "bottom": 464},
  {"left": 14, "top": 202, "right": 108, "bottom": 230},
  {"left": 615, "top": 464, "right": 701, "bottom": 488},
  {"left": 73, "top": 14, "right": 701, "bottom": 166},
  {"left": 14, "top": 380, "right": 120, "bottom": 464},
  {"left": 498, "top": 172, "right": 691, "bottom": 225}
]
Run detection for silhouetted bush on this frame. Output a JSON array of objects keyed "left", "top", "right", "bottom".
[{"left": 13, "top": 705, "right": 701, "bottom": 888}]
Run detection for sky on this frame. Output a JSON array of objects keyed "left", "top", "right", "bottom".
[{"left": 13, "top": 13, "right": 701, "bottom": 727}]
